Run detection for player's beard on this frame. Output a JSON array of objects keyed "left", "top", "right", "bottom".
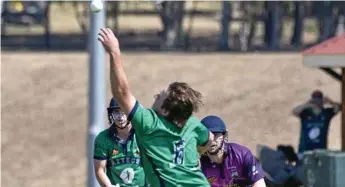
[
  {"left": 208, "top": 143, "right": 224, "bottom": 154},
  {"left": 207, "top": 137, "right": 225, "bottom": 164},
  {"left": 207, "top": 146, "right": 224, "bottom": 164}
]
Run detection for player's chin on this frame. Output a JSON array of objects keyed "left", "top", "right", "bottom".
[
  {"left": 115, "top": 121, "right": 127, "bottom": 128},
  {"left": 207, "top": 148, "right": 218, "bottom": 154}
]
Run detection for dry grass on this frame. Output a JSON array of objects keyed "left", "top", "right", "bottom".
[
  {"left": 1, "top": 2, "right": 339, "bottom": 187},
  {"left": 1, "top": 51, "right": 341, "bottom": 187}
]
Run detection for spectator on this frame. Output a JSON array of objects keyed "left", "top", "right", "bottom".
[{"left": 292, "top": 90, "right": 341, "bottom": 153}]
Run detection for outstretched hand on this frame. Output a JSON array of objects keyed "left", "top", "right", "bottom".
[{"left": 98, "top": 28, "right": 120, "bottom": 54}]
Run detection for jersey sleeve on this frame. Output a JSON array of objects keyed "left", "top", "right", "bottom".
[
  {"left": 243, "top": 150, "right": 265, "bottom": 184},
  {"left": 128, "top": 100, "right": 157, "bottom": 136},
  {"left": 325, "top": 106, "right": 340, "bottom": 118},
  {"left": 93, "top": 133, "right": 108, "bottom": 160},
  {"left": 299, "top": 109, "right": 309, "bottom": 119},
  {"left": 195, "top": 121, "right": 210, "bottom": 146}
]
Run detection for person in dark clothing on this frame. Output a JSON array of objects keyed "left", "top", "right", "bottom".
[{"left": 292, "top": 90, "right": 341, "bottom": 153}]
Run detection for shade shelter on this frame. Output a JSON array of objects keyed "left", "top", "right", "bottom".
[{"left": 303, "top": 33, "right": 345, "bottom": 150}]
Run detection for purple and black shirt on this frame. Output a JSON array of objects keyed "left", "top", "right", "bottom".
[{"left": 200, "top": 143, "right": 264, "bottom": 187}]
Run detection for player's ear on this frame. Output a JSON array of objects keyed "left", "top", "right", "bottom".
[{"left": 224, "top": 130, "right": 229, "bottom": 142}]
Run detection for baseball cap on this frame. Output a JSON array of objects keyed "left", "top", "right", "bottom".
[
  {"left": 311, "top": 90, "right": 323, "bottom": 105},
  {"left": 201, "top": 115, "right": 226, "bottom": 133},
  {"left": 311, "top": 90, "right": 323, "bottom": 98},
  {"left": 108, "top": 97, "right": 121, "bottom": 109}
]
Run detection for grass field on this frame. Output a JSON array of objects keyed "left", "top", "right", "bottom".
[
  {"left": 1, "top": 52, "right": 341, "bottom": 187},
  {"left": 1, "top": 3, "right": 341, "bottom": 187}
]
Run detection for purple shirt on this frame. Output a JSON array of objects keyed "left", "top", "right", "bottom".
[{"left": 201, "top": 143, "right": 264, "bottom": 187}]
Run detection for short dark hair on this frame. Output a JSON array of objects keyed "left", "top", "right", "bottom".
[{"left": 161, "top": 82, "right": 203, "bottom": 127}]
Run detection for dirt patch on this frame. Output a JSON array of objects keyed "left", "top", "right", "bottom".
[{"left": 1, "top": 52, "right": 340, "bottom": 187}]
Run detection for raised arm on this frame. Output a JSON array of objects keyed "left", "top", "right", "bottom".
[
  {"left": 98, "top": 28, "right": 136, "bottom": 115},
  {"left": 197, "top": 131, "right": 214, "bottom": 155},
  {"left": 324, "top": 96, "right": 341, "bottom": 114},
  {"left": 292, "top": 101, "right": 313, "bottom": 117},
  {"left": 195, "top": 120, "right": 214, "bottom": 155}
]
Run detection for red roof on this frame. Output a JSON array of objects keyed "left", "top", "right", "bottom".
[{"left": 303, "top": 33, "right": 345, "bottom": 55}]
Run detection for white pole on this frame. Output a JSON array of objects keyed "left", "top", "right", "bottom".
[{"left": 87, "top": 2, "right": 106, "bottom": 187}]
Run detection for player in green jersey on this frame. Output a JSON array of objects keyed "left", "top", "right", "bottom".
[
  {"left": 98, "top": 28, "right": 214, "bottom": 187},
  {"left": 93, "top": 98, "right": 148, "bottom": 187}
]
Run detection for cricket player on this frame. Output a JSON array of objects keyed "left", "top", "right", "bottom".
[
  {"left": 200, "top": 115, "right": 266, "bottom": 187},
  {"left": 97, "top": 28, "right": 214, "bottom": 187},
  {"left": 292, "top": 90, "right": 341, "bottom": 153},
  {"left": 93, "top": 98, "right": 148, "bottom": 187}
]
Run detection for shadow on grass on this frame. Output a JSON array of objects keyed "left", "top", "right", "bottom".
[{"left": 1, "top": 30, "right": 313, "bottom": 53}]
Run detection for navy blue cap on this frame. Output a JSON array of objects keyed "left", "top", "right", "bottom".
[
  {"left": 201, "top": 115, "right": 226, "bottom": 133},
  {"left": 109, "top": 98, "right": 121, "bottom": 109},
  {"left": 311, "top": 90, "right": 323, "bottom": 105},
  {"left": 311, "top": 90, "right": 323, "bottom": 99}
]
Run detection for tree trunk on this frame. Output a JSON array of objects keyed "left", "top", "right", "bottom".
[
  {"left": 331, "top": 3, "right": 345, "bottom": 37},
  {"left": 266, "top": 1, "right": 283, "bottom": 49},
  {"left": 316, "top": 1, "right": 334, "bottom": 42},
  {"left": 156, "top": 1, "right": 168, "bottom": 37},
  {"left": 239, "top": 1, "right": 258, "bottom": 51},
  {"left": 163, "top": 1, "right": 185, "bottom": 49},
  {"left": 264, "top": 2, "right": 271, "bottom": 45},
  {"left": 291, "top": 1, "right": 305, "bottom": 47},
  {"left": 110, "top": 2, "right": 120, "bottom": 32},
  {"left": 218, "top": 1, "right": 231, "bottom": 50}
]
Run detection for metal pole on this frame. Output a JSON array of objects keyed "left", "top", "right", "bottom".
[{"left": 88, "top": 4, "right": 106, "bottom": 187}]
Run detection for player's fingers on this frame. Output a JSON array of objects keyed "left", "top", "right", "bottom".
[
  {"left": 98, "top": 31, "right": 107, "bottom": 40},
  {"left": 98, "top": 34, "right": 105, "bottom": 43},
  {"left": 100, "top": 28, "right": 107, "bottom": 33},
  {"left": 99, "top": 31, "right": 108, "bottom": 39},
  {"left": 106, "top": 28, "right": 113, "bottom": 36},
  {"left": 100, "top": 28, "right": 108, "bottom": 38},
  {"left": 97, "top": 37, "right": 104, "bottom": 43}
]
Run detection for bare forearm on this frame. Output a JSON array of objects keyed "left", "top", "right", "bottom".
[
  {"left": 96, "top": 170, "right": 112, "bottom": 187},
  {"left": 197, "top": 132, "right": 214, "bottom": 155},
  {"left": 329, "top": 99, "right": 341, "bottom": 107},
  {"left": 292, "top": 103, "right": 312, "bottom": 116},
  {"left": 109, "top": 52, "right": 133, "bottom": 113}
]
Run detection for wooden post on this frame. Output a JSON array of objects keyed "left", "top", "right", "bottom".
[{"left": 341, "top": 67, "right": 345, "bottom": 151}]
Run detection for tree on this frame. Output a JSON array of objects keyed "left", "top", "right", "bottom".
[
  {"left": 218, "top": 1, "right": 231, "bottom": 51},
  {"left": 291, "top": 1, "right": 305, "bottom": 47},
  {"left": 264, "top": 1, "right": 283, "bottom": 49},
  {"left": 314, "top": 1, "right": 335, "bottom": 42},
  {"left": 159, "top": 1, "right": 185, "bottom": 49}
]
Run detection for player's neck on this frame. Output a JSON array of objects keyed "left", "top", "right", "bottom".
[{"left": 208, "top": 151, "right": 224, "bottom": 164}]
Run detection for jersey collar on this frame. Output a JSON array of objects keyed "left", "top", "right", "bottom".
[{"left": 110, "top": 127, "right": 135, "bottom": 144}]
